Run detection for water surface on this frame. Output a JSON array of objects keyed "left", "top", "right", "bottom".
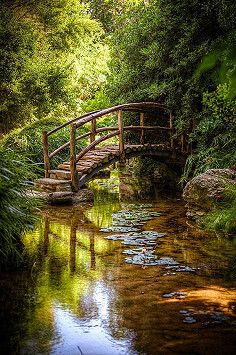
[{"left": 0, "top": 173, "right": 236, "bottom": 354}]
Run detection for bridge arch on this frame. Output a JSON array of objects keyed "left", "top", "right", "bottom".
[{"left": 42, "top": 102, "right": 188, "bottom": 190}]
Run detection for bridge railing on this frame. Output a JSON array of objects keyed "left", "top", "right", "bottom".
[{"left": 42, "top": 102, "right": 183, "bottom": 185}]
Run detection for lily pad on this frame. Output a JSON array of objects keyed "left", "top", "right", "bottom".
[
  {"left": 102, "top": 230, "right": 166, "bottom": 246},
  {"left": 124, "top": 253, "right": 179, "bottom": 266},
  {"left": 126, "top": 203, "right": 154, "bottom": 209},
  {"left": 100, "top": 226, "right": 140, "bottom": 233},
  {"left": 112, "top": 209, "right": 162, "bottom": 224}
]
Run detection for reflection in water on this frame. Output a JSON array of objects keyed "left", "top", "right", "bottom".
[{"left": 0, "top": 171, "right": 236, "bottom": 354}]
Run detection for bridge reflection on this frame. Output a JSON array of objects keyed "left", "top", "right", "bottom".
[{"left": 41, "top": 204, "right": 101, "bottom": 273}]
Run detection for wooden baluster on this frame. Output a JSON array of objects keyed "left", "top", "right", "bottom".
[
  {"left": 90, "top": 119, "right": 96, "bottom": 149},
  {"left": 42, "top": 131, "right": 50, "bottom": 178},
  {"left": 140, "top": 112, "right": 145, "bottom": 145},
  {"left": 169, "top": 112, "right": 175, "bottom": 150},
  {"left": 118, "top": 109, "right": 125, "bottom": 163},
  {"left": 70, "top": 123, "right": 79, "bottom": 192}
]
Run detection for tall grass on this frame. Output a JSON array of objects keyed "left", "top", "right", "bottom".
[{"left": 0, "top": 147, "right": 39, "bottom": 267}]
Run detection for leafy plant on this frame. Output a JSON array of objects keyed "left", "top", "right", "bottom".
[
  {"left": 184, "top": 84, "right": 236, "bottom": 180},
  {"left": 0, "top": 147, "right": 39, "bottom": 267}
]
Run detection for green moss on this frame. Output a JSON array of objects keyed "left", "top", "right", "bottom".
[{"left": 203, "top": 184, "right": 236, "bottom": 235}]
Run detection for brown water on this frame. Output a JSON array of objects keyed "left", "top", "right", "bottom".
[{"left": 0, "top": 173, "right": 236, "bottom": 355}]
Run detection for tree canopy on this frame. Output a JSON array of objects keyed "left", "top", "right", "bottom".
[
  {"left": 0, "top": 0, "right": 109, "bottom": 133},
  {"left": 107, "top": 0, "right": 236, "bottom": 130}
]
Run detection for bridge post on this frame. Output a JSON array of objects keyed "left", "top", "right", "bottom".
[
  {"left": 90, "top": 119, "right": 96, "bottom": 149},
  {"left": 118, "top": 109, "right": 125, "bottom": 163},
  {"left": 70, "top": 123, "right": 79, "bottom": 192},
  {"left": 140, "top": 112, "right": 145, "bottom": 145},
  {"left": 42, "top": 131, "right": 50, "bottom": 178},
  {"left": 169, "top": 112, "right": 175, "bottom": 150}
]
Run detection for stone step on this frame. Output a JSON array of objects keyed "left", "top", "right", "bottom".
[
  {"left": 49, "top": 169, "right": 71, "bottom": 180},
  {"left": 34, "top": 178, "right": 72, "bottom": 192}
]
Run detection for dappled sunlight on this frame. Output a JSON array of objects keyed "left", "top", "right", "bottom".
[{"left": 157, "top": 285, "right": 236, "bottom": 314}]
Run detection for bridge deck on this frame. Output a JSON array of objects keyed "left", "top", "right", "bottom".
[{"left": 57, "top": 144, "right": 171, "bottom": 174}]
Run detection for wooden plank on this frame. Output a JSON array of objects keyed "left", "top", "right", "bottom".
[{"left": 76, "top": 131, "right": 119, "bottom": 162}]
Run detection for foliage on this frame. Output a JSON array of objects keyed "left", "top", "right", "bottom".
[
  {"left": 0, "top": 147, "right": 39, "bottom": 266},
  {"left": 80, "top": 90, "right": 112, "bottom": 113},
  {"left": 184, "top": 84, "right": 236, "bottom": 179},
  {"left": 203, "top": 184, "right": 236, "bottom": 235},
  {"left": 107, "top": 0, "right": 236, "bottom": 131},
  {"left": 132, "top": 157, "right": 159, "bottom": 177},
  {"left": 86, "top": 0, "right": 141, "bottom": 33},
  {"left": 197, "top": 30, "right": 236, "bottom": 100},
  {"left": 0, "top": 0, "right": 109, "bottom": 133},
  {"left": 0, "top": 118, "right": 88, "bottom": 175},
  {"left": 202, "top": 84, "right": 236, "bottom": 124}
]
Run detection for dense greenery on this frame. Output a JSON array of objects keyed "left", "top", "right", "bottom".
[
  {"left": 1, "top": 0, "right": 236, "bottom": 262},
  {"left": 0, "top": 148, "right": 39, "bottom": 266},
  {"left": 1, "top": 118, "right": 88, "bottom": 174},
  {"left": 184, "top": 84, "right": 236, "bottom": 179},
  {"left": 107, "top": 0, "right": 236, "bottom": 130},
  {"left": 0, "top": 0, "right": 109, "bottom": 134}
]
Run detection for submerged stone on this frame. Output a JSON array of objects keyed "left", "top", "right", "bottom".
[
  {"left": 183, "top": 317, "right": 197, "bottom": 324},
  {"left": 163, "top": 291, "right": 185, "bottom": 298}
]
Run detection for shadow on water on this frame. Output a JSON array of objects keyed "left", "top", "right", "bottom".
[{"left": 0, "top": 171, "right": 236, "bottom": 354}]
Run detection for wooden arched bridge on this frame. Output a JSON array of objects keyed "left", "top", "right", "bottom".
[{"left": 39, "top": 102, "right": 188, "bottom": 192}]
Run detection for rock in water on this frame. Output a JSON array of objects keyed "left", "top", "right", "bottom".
[{"left": 182, "top": 169, "right": 236, "bottom": 221}]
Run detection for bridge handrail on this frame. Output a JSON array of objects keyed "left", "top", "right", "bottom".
[
  {"left": 42, "top": 102, "right": 174, "bottom": 180},
  {"left": 48, "top": 125, "right": 171, "bottom": 159},
  {"left": 47, "top": 109, "right": 101, "bottom": 136},
  {"left": 74, "top": 102, "right": 167, "bottom": 128}
]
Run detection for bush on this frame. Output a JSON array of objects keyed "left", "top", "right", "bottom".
[
  {"left": 0, "top": 147, "right": 39, "bottom": 267},
  {"left": 1, "top": 117, "right": 88, "bottom": 176}
]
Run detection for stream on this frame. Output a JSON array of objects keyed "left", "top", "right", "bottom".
[{"left": 0, "top": 172, "right": 236, "bottom": 354}]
